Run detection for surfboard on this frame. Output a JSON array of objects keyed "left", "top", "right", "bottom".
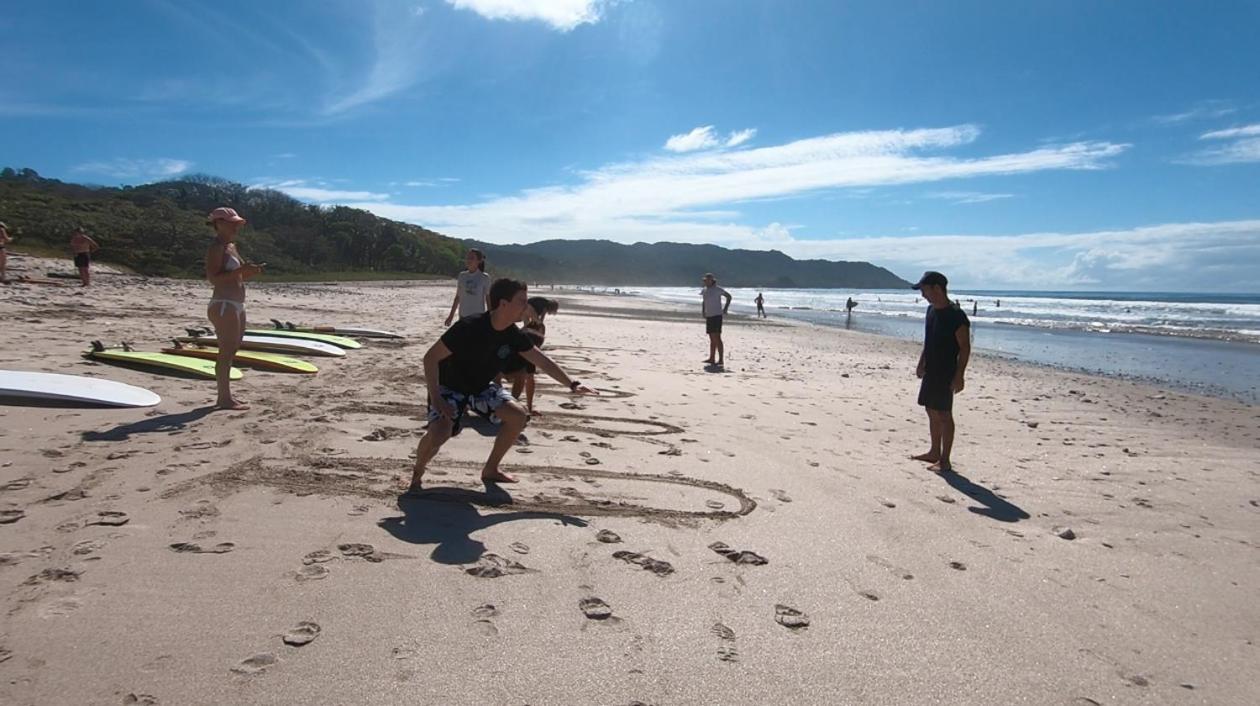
[
  {"left": 162, "top": 345, "right": 318, "bottom": 374},
  {"left": 0, "top": 370, "right": 161, "bottom": 407},
  {"left": 244, "top": 328, "right": 362, "bottom": 349},
  {"left": 178, "top": 333, "right": 345, "bottom": 358},
  {"left": 86, "top": 348, "right": 242, "bottom": 380},
  {"left": 272, "top": 319, "right": 403, "bottom": 339}
]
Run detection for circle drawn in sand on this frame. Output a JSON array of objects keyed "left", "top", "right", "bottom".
[
  {"left": 329, "top": 403, "right": 677, "bottom": 436},
  {"left": 166, "top": 455, "right": 755, "bottom": 521}
]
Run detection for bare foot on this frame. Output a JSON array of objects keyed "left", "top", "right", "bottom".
[
  {"left": 216, "top": 400, "right": 250, "bottom": 411},
  {"left": 927, "top": 461, "right": 952, "bottom": 474},
  {"left": 911, "top": 452, "right": 939, "bottom": 463},
  {"left": 481, "top": 471, "right": 519, "bottom": 484},
  {"left": 402, "top": 482, "right": 424, "bottom": 497}
]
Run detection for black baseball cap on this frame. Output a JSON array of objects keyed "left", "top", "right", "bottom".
[{"left": 911, "top": 271, "right": 948, "bottom": 289}]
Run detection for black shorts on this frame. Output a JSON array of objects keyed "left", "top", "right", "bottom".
[
  {"left": 917, "top": 374, "right": 954, "bottom": 412},
  {"left": 74, "top": 253, "right": 91, "bottom": 268},
  {"left": 705, "top": 315, "right": 723, "bottom": 334},
  {"left": 502, "top": 354, "right": 536, "bottom": 376}
]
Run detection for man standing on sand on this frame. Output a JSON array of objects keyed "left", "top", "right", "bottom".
[
  {"left": 910, "top": 271, "right": 970, "bottom": 473},
  {"left": 754, "top": 292, "right": 766, "bottom": 318},
  {"left": 69, "top": 227, "right": 99, "bottom": 287},
  {"left": 407, "top": 278, "right": 596, "bottom": 493},
  {"left": 701, "top": 273, "right": 732, "bottom": 366}
]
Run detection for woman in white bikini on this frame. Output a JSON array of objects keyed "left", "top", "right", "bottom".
[{"left": 205, "top": 207, "right": 263, "bottom": 410}]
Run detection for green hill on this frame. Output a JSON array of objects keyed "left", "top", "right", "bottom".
[{"left": 1, "top": 168, "right": 909, "bottom": 288}]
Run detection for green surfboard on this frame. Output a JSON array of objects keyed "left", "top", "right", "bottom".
[
  {"left": 162, "top": 346, "right": 318, "bottom": 374},
  {"left": 86, "top": 348, "right": 242, "bottom": 380},
  {"left": 245, "top": 329, "right": 362, "bottom": 349}
]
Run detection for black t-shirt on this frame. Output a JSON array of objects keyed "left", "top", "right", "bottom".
[
  {"left": 922, "top": 303, "right": 970, "bottom": 377},
  {"left": 438, "top": 313, "right": 534, "bottom": 394}
]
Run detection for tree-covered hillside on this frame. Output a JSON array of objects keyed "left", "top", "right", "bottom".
[{"left": 0, "top": 168, "right": 466, "bottom": 278}]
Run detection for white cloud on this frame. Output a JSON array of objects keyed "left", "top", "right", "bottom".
[
  {"left": 323, "top": 3, "right": 432, "bottom": 115},
  {"left": 664, "top": 125, "right": 720, "bottom": 153},
  {"left": 252, "top": 180, "right": 390, "bottom": 202},
  {"left": 1152, "top": 100, "right": 1236, "bottom": 125},
  {"left": 446, "top": 0, "right": 608, "bottom": 31},
  {"left": 1200, "top": 124, "right": 1260, "bottom": 140},
  {"left": 726, "top": 128, "right": 756, "bottom": 148},
  {"left": 926, "top": 190, "right": 1015, "bottom": 204},
  {"left": 71, "top": 158, "right": 192, "bottom": 180},
  {"left": 778, "top": 220, "right": 1260, "bottom": 292},
  {"left": 1180, "top": 123, "right": 1260, "bottom": 165}
]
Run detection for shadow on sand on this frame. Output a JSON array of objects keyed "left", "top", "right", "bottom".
[
  {"left": 378, "top": 488, "right": 588, "bottom": 565},
  {"left": 81, "top": 406, "right": 217, "bottom": 442},
  {"left": 940, "top": 469, "right": 1030, "bottom": 523}
]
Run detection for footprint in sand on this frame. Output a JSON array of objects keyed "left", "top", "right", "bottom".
[
  {"left": 72, "top": 539, "right": 106, "bottom": 556},
  {"left": 509, "top": 542, "right": 530, "bottom": 555},
  {"left": 949, "top": 561, "right": 967, "bottom": 571},
  {"left": 122, "top": 693, "right": 158, "bottom": 705},
  {"left": 857, "top": 590, "right": 880, "bottom": 601},
  {"left": 87, "top": 510, "right": 130, "bottom": 527},
  {"left": 38, "top": 597, "right": 84, "bottom": 618},
  {"left": 866, "top": 554, "right": 914, "bottom": 580},
  {"left": 303, "top": 550, "right": 335, "bottom": 565},
  {"left": 936, "top": 495, "right": 956, "bottom": 504},
  {"left": 231, "top": 653, "right": 277, "bottom": 675},
  {"left": 774, "top": 604, "right": 810, "bottom": 630},
  {"left": 612, "top": 550, "right": 674, "bottom": 576},
  {"left": 24, "top": 567, "right": 82, "bottom": 585},
  {"left": 471, "top": 605, "right": 499, "bottom": 635},
  {"left": 708, "top": 542, "right": 769, "bottom": 566},
  {"left": 579, "top": 597, "right": 613, "bottom": 620},
  {"left": 595, "top": 529, "right": 622, "bottom": 544},
  {"left": 295, "top": 564, "right": 330, "bottom": 582},
  {"left": 338, "top": 543, "right": 382, "bottom": 562},
  {"left": 705, "top": 500, "right": 725, "bottom": 510},
  {"left": 769, "top": 489, "right": 792, "bottom": 503},
  {"left": 169, "top": 542, "right": 235, "bottom": 554},
  {"left": 876, "top": 497, "right": 897, "bottom": 509},
  {"left": 465, "top": 553, "right": 536, "bottom": 578},
  {"left": 282, "top": 621, "right": 321, "bottom": 646},
  {"left": 711, "top": 622, "right": 738, "bottom": 663}
]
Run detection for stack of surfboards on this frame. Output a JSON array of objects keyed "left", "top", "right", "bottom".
[
  {"left": 0, "top": 370, "right": 161, "bottom": 407},
  {"left": 178, "top": 328, "right": 345, "bottom": 357}
]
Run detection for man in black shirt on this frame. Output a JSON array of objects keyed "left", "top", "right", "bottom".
[
  {"left": 409, "top": 279, "right": 595, "bottom": 492},
  {"left": 910, "top": 271, "right": 971, "bottom": 473}
]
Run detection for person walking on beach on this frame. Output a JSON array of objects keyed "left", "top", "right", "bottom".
[
  {"left": 0, "top": 222, "right": 11, "bottom": 283},
  {"left": 911, "top": 271, "right": 970, "bottom": 473},
  {"left": 205, "top": 207, "right": 262, "bottom": 411},
  {"left": 444, "top": 248, "right": 491, "bottom": 326},
  {"left": 409, "top": 278, "right": 596, "bottom": 492},
  {"left": 69, "top": 227, "right": 99, "bottom": 287},
  {"left": 755, "top": 292, "right": 766, "bottom": 318},
  {"left": 701, "top": 273, "right": 732, "bottom": 366}
]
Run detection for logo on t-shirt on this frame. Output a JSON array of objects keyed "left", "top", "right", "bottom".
[{"left": 497, "top": 344, "right": 511, "bottom": 359}]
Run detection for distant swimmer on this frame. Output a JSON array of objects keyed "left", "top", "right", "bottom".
[
  {"left": 205, "top": 207, "right": 263, "bottom": 411},
  {"left": 0, "top": 221, "right": 11, "bottom": 283},
  {"left": 910, "top": 271, "right": 971, "bottom": 474},
  {"left": 995, "top": 299, "right": 1001, "bottom": 308},
  {"left": 700, "top": 272, "right": 732, "bottom": 367},
  {"left": 69, "top": 226, "right": 100, "bottom": 287},
  {"left": 408, "top": 278, "right": 596, "bottom": 492},
  {"left": 444, "top": 248, "right": 490, "bottom": 326},
  {"left": 755, "top": 292, "right": 766, "bottom": 318}
]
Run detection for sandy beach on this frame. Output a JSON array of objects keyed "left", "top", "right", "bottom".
[{"left": 2, "top": 251, "right": 1259, "bottom": 705}]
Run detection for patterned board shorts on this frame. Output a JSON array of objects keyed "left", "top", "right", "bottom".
[{"left": 426, "top": 384, "right": 514, "bottom": 435}]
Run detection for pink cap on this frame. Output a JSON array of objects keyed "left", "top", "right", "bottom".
[{"left": 207, "top": 207, "right": 246, "bottom": 224}]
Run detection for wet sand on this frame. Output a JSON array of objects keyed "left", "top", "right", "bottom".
[{"left": 2, "top": 251, "right": 1259, "bottom": 704}]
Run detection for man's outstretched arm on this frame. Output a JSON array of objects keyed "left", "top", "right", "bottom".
[{"left": 521, "top": 348, "right": 596, "bottom": 394}]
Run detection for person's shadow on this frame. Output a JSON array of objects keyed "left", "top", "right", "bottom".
[
  {"left": 379, "top": 486, "right": 588, "bottom": 565},
  {"left": 81, "top": 406, "right": 217, "bottom": 442},
  {"left": 939, "top": 469, "right": 1030, "bottom": 523}
]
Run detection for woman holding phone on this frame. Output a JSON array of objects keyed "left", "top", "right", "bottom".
[{"left": 205, "top": 207, "right": 263, "bottom": 410}]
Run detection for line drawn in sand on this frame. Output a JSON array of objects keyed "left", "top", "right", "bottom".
[{"left": 164, "top": 455, "right": 755, "bottom": 521}]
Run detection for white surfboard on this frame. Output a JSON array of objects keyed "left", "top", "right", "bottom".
[
  {"left": 273, "top": 320, "right": 403, "bottom": 339},
  {"left": 178, "top": 333, "right": 346, "bottom": 357},
  {"left": 0, "top": 370, "right": 161, "bottom": 408}
]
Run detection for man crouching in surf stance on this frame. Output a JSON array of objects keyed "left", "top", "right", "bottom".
[{"left": 407, "top": 278, "right": 597, "bottom": 493}]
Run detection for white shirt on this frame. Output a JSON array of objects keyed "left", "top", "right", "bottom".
[
  {"left": 457, "top": 271, "right": 491, "bottom": 318},
  {"left": 701, "top": 285, "right": 729, "bottom": 317}
]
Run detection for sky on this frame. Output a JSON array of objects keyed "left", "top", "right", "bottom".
[{"left": 2, "top": 0, "right": 1259, "bottom": 291}]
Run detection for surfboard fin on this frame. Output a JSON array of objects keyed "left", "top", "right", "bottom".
[
  {"left": 90, "top": 340, "right": 105, "bottom": 353},
  {"left": 121, "top": 342, "right": 135, "bottom": 352},
  {"left": 271, "top": 318, "right": 284, "bottom": 329},
  {"left": 285, "top": 321, "right": 297, "bottom": 330}
]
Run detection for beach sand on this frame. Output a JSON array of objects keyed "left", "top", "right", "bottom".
[{"left": 2, "top": 251, "right": 1259, "bottom": 705}]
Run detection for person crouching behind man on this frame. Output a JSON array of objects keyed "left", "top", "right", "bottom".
[
  {"left": 409, "top": 278, "right": 596, "bottom": 493},
  {"left": 910, "top": 271, "right": 970, "bottom": 474}
]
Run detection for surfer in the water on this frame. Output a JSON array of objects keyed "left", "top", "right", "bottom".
[
  {"left": 409, "top": 278, "right": 596, "bottom": 492},
  {"left": 204, "top": 207, "right": 263, "bottom": 411},
  {"left": 444, "top": 248, "right": 491, "bottom": 326},
  {"left": 69, "top": 227, "right": 99, "bottom": 287}
]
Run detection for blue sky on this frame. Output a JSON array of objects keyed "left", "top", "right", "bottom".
[{"left": 2, "top": 0, "right": 1258, "bottom": 291}]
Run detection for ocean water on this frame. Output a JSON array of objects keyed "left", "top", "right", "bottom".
[{"left": 628, "top": 287, "right": 1260, "bottom": 404}]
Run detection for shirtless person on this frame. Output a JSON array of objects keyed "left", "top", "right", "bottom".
[
  {"left": 69, "top": 227, "right": 100, "bottom": 287},
  {"left": 910, "top": 271, "right": 971, "bottom": 473},
  {"left": 408, "top": 278, "right": 596, "bottom": 492}
]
